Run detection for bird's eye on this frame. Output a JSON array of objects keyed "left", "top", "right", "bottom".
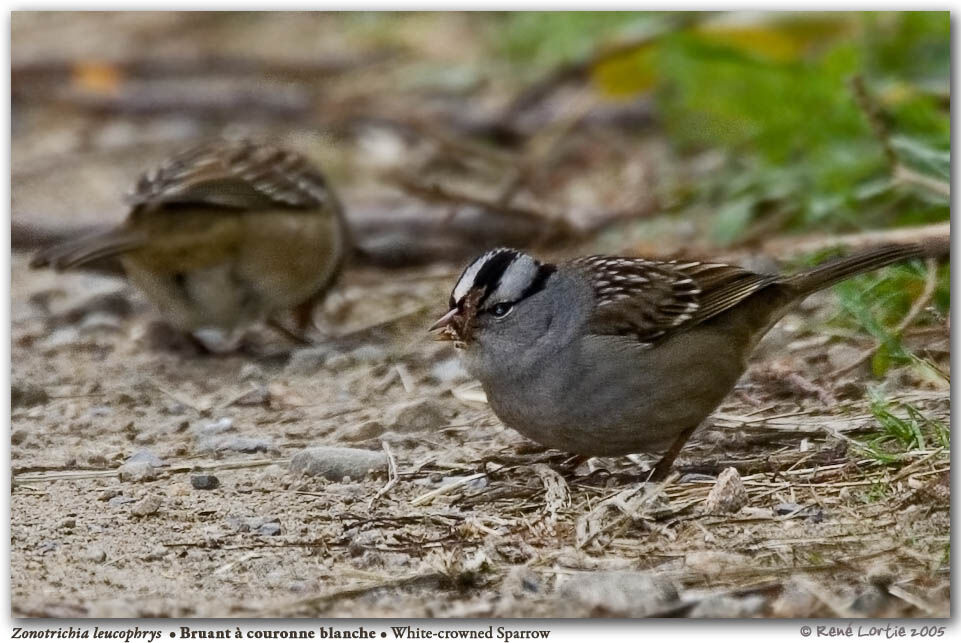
[{"left": 490, "top": 303, "right": 513, "bottom": 318}]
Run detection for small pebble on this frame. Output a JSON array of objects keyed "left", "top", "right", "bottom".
[
  {"left": 141, "top": 546, "right": 167, "bottom": 561},
  {"left": 324, "top": 353, "right": 353, "bottom": 370},
  {"left": 289, "top": 446, "right": 387, "bottom": 481},
  {"left": 108, "top": 495, "right": 135, "bottom": 506},
  {"left": 340, "top": 420, "right": 386, "bottom": 442},
  {"left": 197, "top": 435, "right": 271, "bottom": 454},
  {"left": 164, "top": 402, "right": 187, "bottom": 415},
  {"left": 125, "top": 450, "right": 164, "bottom": 467},
  {"left": 258, "top": 522, "right": 282, "bottom": 537},
  {"left": 285, "top": 346, "right": 335, "bottom": 376},
  {"left": 688, "top": 594, "right": 766, "bottom": 618},
  {"left": 83, "top": 547, "right": 107, "bottom": 563},
  {"left": 191, "top": 474, "right": 220, "bottom": 490},
  {"left": 130, "top": 495, "right": 161, "bottom": 516},
  {"left": 384, "top": 399, "right": 446, "bottom": 433},
  {"left": 118, "top": 461, "right": 157, "bottom": 482},
  {"left": 559, "top": 571, "right": 678, "bottom": 617},
  {"left": 78, "top": 312, "right": 123, "bottom": 334},
  {"left": 238, "top": 363, "right": 264, "bottom": 381},
  {"left": 349, "top": 344, "right": 388, "bottom": 363},
  {"left": 37, "top": 541, "right": 59, "bottom": 555},
  {"left": 703, "top": 467, "right": 748, "bottom": 514},
  {"left": 201, "top": 417, "right": 234, "bottom": 435},
  {"left": 226, "top": 516, "right": 279, "bottom": 533}
]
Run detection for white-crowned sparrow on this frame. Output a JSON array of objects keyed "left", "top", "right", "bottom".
[
  {"left": 431, "top": 242, "right": 948, "bottom": 478},
  {"left": 31, "top": 139, "right": 349, "bottom": 347}
]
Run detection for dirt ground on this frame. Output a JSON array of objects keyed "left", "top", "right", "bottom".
[
  {"left": 9, "top": 250, "right": 951, "bottom": 618},
  {"left": 9, "top": 12, "right": 950, "bottom": 619}
]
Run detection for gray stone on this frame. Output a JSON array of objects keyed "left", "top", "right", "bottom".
[
  {"left": 197, "top": 435, "right": 271, "bottom": 453},
  {"left": 118, "top": 461, "right": 157, "bottom": 482},
  {"left": 703, "top": 467, "right": 748, "bottom": 514},
  {"left": 78, "top": 312, "right": 123, "bottom": 334},
  {"left": 340, "top": 420, "right": 386, "bottom": 442},
  {"left": 324, "top": 353, "right": 353, "bottom": 371},
  {"left": 384, "top": 399, "right": 446, "bottom": 433},
  {"left": 559, "top": 571, "right": 678, "bottom": 617},
  {"left": 349, "top": 344, "right": 388, "bottom": 364},
  {"left": 130, "top": 495, "right": 161, "bottom": 516},
  {"left": 41, "top": 327, "right": 81, "bottom": 349},
  {"left": 226, "top": 516, "right": 279, "bottom": 533},
  {"left": 688, "top": 594, "right": 767, "bottom": 618},
  {"left": 289, "top": 446, "right": 387, "bottom": 481},
  {"left": 108, "top": 495, "right": 135, "bottom": 506},
  {"left": 141, "top": 547, "right": 167, "bottom": 562},
  {"left": 226, "top": 516, "right": 256, "bottom": 532},
  {"left": 37, "top": 541, "right": 59, "bottom": 555},
  {"left": 198, "top": 417, "right": 234, "bottom": 436},
  {"left": 191, "top": 474, "right": 220, "bottom": 490},
  {"left": 285, "top": 346, "right": 336, "bottom": 375},
  {"left": 164, "top": 402, "right": 187, "bottom": 415},
  {"left": 125, "top": 450, "right": 165, "bottom": 467},
  {"left": 238, "top": 363, "right": 264, "bottom": 381},
  {"left": 258, "top": 522, "right": 282, "bottom": 537},
  {"left": 83, "top": 547, "right": 107, "bottom": 563}
]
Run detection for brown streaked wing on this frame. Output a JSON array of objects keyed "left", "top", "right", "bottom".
[
  {"left": 571, "top": 255, "right": 779, "bottom": 345},
  {"left": 125, "top": 140, "right": 331, "bottom": 211}
]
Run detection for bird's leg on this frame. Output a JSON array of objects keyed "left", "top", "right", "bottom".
[
  {"left": 266, "top": 296, "right": 323, "bottom": 345},
  {"left": 649, "top": 422, "right": 703, "bottom": 481},
  {"left": 291, "top": 297, "right": 317, "bottom": 335},
  {"left": 267, "top": 316, "right": 313, "bottom": 346}
]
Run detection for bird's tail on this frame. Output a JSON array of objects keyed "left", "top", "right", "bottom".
[
  {"left": 788, "top": 237, "right": 950, "bottom": 296},
  {"left": 30, "top": 229, "right": 143, "bottom": 271}
]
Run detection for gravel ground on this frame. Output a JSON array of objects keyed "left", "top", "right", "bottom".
[{"left": 9, "top": 251, "right": 951, "bottom": 617}]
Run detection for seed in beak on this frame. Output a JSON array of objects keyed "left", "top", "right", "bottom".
[{"left": 429, "top": 308, "right": 459, "bottom": 332}]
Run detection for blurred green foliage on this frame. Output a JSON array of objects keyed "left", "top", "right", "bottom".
[
  {"left": 833, "top": 262, "right": 949, "bottom": 376},
  {"left": 490, "top": 11, "right": 949, "bottom": 240},
  {"left": 859, "top": 390, "right": 950, "bottom": 463},
  {"left": 491, "top": 11, "right": 657, "bottom": 72}
]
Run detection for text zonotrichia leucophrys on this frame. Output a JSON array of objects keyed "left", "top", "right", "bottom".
[
  {"left": 431, "top": 242, "right": 948, "bottom": 479},
  {"left": 31, "top": 139, "right": 348, "bottom": 348}
]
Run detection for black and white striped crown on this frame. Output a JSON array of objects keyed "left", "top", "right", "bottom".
[{"left": 450, "top": 248, "right": 556, "bottom": 309}]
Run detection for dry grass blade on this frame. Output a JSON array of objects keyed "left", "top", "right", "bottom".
[
  {"left": 576, "top": 472, "right": 679, "bottom": 548},
  {"left": 410, "top": 472, "right": 489, "bottom": 507},
  {"left": 531, "top": 463, "right": 571, "bottom": 527},
  {"left": 887, "top": 584, "right": 937, "bottom": 615},
  {"left": 369, "top": 441, "right": 399, "bottom": 510}
]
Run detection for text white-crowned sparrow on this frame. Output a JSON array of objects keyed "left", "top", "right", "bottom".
[
  {"left": 31, "top": 139, "right": 348, "bottom": 347},
  {"left": 431, "top": 242, "right": 948, "bottom": 478}
]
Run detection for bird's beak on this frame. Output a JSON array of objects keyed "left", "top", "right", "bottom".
[{"left": 429, "top": 308, "right": 460, "bottom": 333}]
